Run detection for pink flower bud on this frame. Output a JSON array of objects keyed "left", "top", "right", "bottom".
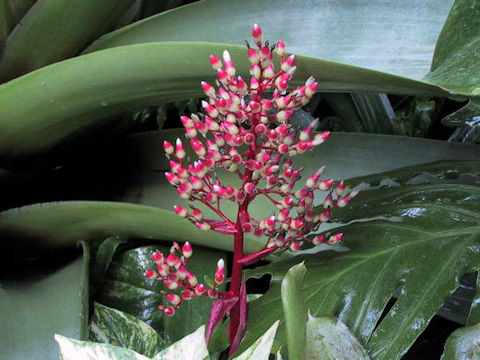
[
  {"left": 166, "top": 253, "right": 181, "bottom": 268},
  {"left": 312, "top": 234, "right": 325, "bottom": 245},
  {"left": 202, "top": 100, "right": 219, "bottom": 118},
  {"left": 156, "top": 263, "right": 169, "bottom": 276},
  {"left": 248, "top": 47, "right": 260, "bottom": 63},
  {"left": 182, "top": 242, "right": 193, "bottom": 258},
  {"left": 195, "top": 283, "right": 206, "bottom": 296},
  {"left": 163, "top": 141, "right": 174, "bottom": 155},
  {"left": 180, "top": 115, "right": 194, "bottom": 128},
  {"left": 249, "top": 100, "right": 261, "bottom": 113},
  {"left": 250, "top": 64, "right": 261, "bottom": 79},
  {"left": 164, "top": 172, "right": 178, "bottom": 185},
  {"left": 318, "top": 179, "right": 334, "bottom": 190},
  {"left": 244, "top": 182, "right": 255, "bottom": 193},
  {"left": 319, "top": 209, "right": 331, "bottom": 222},
  {"left": 252, "top": 24, "right": 263, "bottom": 43},
  {"left": 237, "top": 76, "right": 248, "bottom": 94},
  {"left": 194, "top": 222, "right": 211, "bottom": 231},
  {"left": 152, "top": 252, "right": 164, "bottom": 264},
  {"left": 214, "top": 259, "right": 225, "bottom": 284},
  {"left": 263, "top": 64, "right": 275, "bottom": 79},
  {"left": 305, "top": 81, "right": 318, "bottom": 97},
  {"left": 313, "top": 131, "right": 330, "bottom": 146},
  {"left": 192, "top": 208, "right": 203, "bottom": 221},
  {"left": 290, "top": 218, "right": 304, "bottom": 230},
  {"left": 336, "top": 181, "right": 346, "bottom": 195},
  {"left": 173, "top": 205, "right": 187, "bottom": 217},
  {"left": 175, "top": 138, "right": 185, "bottom": 159},
  {"left": 328, "top": 233, "right": 343, "bottom": 244},
  {"left": 145, "top": 269, "right": 157, "bottom": 279},
  {"left": 250, "top": 76, "right": 260, "bottom": 90},
  {"left": 276, "top": 109, "right": 293, "bottom": 122},
  {"left": 201, "top": 81, "right": 216, "bottom": 98},
  {"left": 187, "top": 272, "right": 198, "bottom": 286},
  {"left": 290, "top": 241, "right": 302, "bottom": 252},
  {"left": 163, "top": 280, "right": 178, "bottom": 289},
  {"left": 209, "top": 54, "right": 222, "bottom": 70},
  {"left": 164, "top": 306, "right": 175, "bottom": 316},
  {"left": 276, "top": 40, "right": 286, "bottom": 56},
  {"left": 244, "top": 132, "right": 255, "bottom": 144},
  {"left": 278, "top": 143, "right": 289, "bottom": 153},
  {"left": 182, "top": 289, "right": 194, "bottom": 300},
  {"left": 255, "top": 123, "right": 267, "bottom": 134},
  {"left": 190, "top": 138, "right": 206, "bottom": 157},
  {"left": 207, "top": 289, "right": 218, "bottom": 298},
  {"left": 281, "top": 55, "right": 295, "bottom": 72},
  {"left": 166, "top": 293, "right": 181, "bottom": 306},
  {"left": 323, "top": 194, "right": 333, "bottom": 208}
]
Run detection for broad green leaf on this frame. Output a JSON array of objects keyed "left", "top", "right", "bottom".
[
  {"left": 306, "top": 316, "right": 370, "bottom": 360},
  {"left": 441, "top": 323, "right": 480, "bottom": 360},
  {"left": 281, "top": 262, "right": 307, "bottom": 360},
  {"left": 0, "top": 44, "right": 449, "bottom": 167},
  {"left": 1, "top": 257, "right": 85, "bottom": 360},
  {"left": 232, "top": 320, "right": 279, "bottom": 360},
  {"left": 0, "top": 201, "right": 264, "bottom": 254},
  {"left": 85, "top": 0, "right": 449, "bottom": 82},
  {"left": 346, "top": 160, "right": 480, "bottom": 187},
  {"left": 427, "top": 0, "right": 480, "bottom": 95},
  {"left": 112, "top": 130, "right": 480, "bottom": 223},
  {"left": 152, "top": 325, "right": 208, "bottom": 360},
  {"left": 241, "top": 182, "right": 480, "bottom": 360},
  {"left": 0, "top": 0, "right": 136, "bottom": 82},
  {"left": 55, "top": 334, "right": 150, "bottom": 360},
  {"left": 85, "top": 0, "right": 479, "bottom": 96},
  {"left": 97, "top": 244, "right": 224, "bottom": 344},
  {"left": 89, "top": 302, "right": 165, "bottom": 357}
]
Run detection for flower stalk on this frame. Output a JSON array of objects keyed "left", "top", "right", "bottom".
[{"left": 145, "top": 24, "right": 358, "bottom": 355}]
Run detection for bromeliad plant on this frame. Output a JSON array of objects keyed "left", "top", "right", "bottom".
[{"left": 144, "top": 24, "right": 358, "bottom": 354}]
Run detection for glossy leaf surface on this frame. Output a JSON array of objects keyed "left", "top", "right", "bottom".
[
  {"left": 89, "top": 302, "right": 165, "bottom": 357},
  {"left": 306, "top": 316, "right": 370, "bottom": 360},
  {"left": 1, "top": 257, "right": 84, "bottom": 360},
  {"left": 281, "top": 262, "right": 307, "bottom": 360},
  {"left": 441, "top": 323, "right": 480, "bottom": 360},
  {"left": 241, "top": 181, "right": 480, "bottom": 359}
]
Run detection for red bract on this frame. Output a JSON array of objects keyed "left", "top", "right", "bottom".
[{"left": 147, "top": 24, "right": 358, "bottom": 353}]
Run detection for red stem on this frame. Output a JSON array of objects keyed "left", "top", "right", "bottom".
[{"left": 228, "top": 205, "right": 247, "bottom": 342}]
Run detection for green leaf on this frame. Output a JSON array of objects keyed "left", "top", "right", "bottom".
[
  {"left": 232, "top": 320, "right": 279, "bottom": 360},
  {"left": 346, "top": 160, "right": 480, "bottom": 187},
  {"left": 93, "top": 237, "right": 127, "bottom": 292},
  {"left": 85, "top": 0, "right": 447, "bottom": 82},
  {"left": 441, "top": 323, "right": 480, "bottom": 360},
  {"left": 85, "top": 0, "right": 479, "bottom": 96},
  {"left": 0, "top": 0, "right": 136, "bottom": 82},
  {"left": 55, "top": 334, "right": 151, "bottom": 360},
  {"left": 151, "top": 325, "right": 208, "bottom": 360},
  {"left": 1, "top": 257, "right": 85, "bottom": 360},
  {"left": 89, "top": 302, "right": 166, "bottom": 357},
  {"left": 0, "top": 201, "right": 264, "bottom": 254},
  {"left": 0, "top": 44, "right": 450, "bottom": 167},
  {"left": 306, "top": 316, "right": 370, "bottom": 360},
  {"left": 281, "top": 262, "right": 307, "bottom": 360},
  {"left": 468, "top": 274, "right": 480, "bottom": 326},
  {"left": 242, "top": 182, "right": 480, "bottom": 360},
  {"left": 427, "top": 0, "right": 480, "bottom": 95},
  {"left": 97, "top": 244, "right": 224, "bottom": 344}
]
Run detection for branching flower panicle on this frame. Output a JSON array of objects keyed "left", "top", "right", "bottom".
[{"left": 146, "top": 24, "right": 358, "bottom": 351}]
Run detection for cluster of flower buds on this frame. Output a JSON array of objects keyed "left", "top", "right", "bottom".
[
  {"left": 145, "top": 241, "right": 230, "bottom": 316},
  {"left": 163, "top": 24, "right": 358, "bottom": 253}
]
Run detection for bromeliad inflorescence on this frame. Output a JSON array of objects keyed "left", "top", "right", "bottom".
[{"left": 145, "top": 24, "right": 358, "bottom": 353}]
